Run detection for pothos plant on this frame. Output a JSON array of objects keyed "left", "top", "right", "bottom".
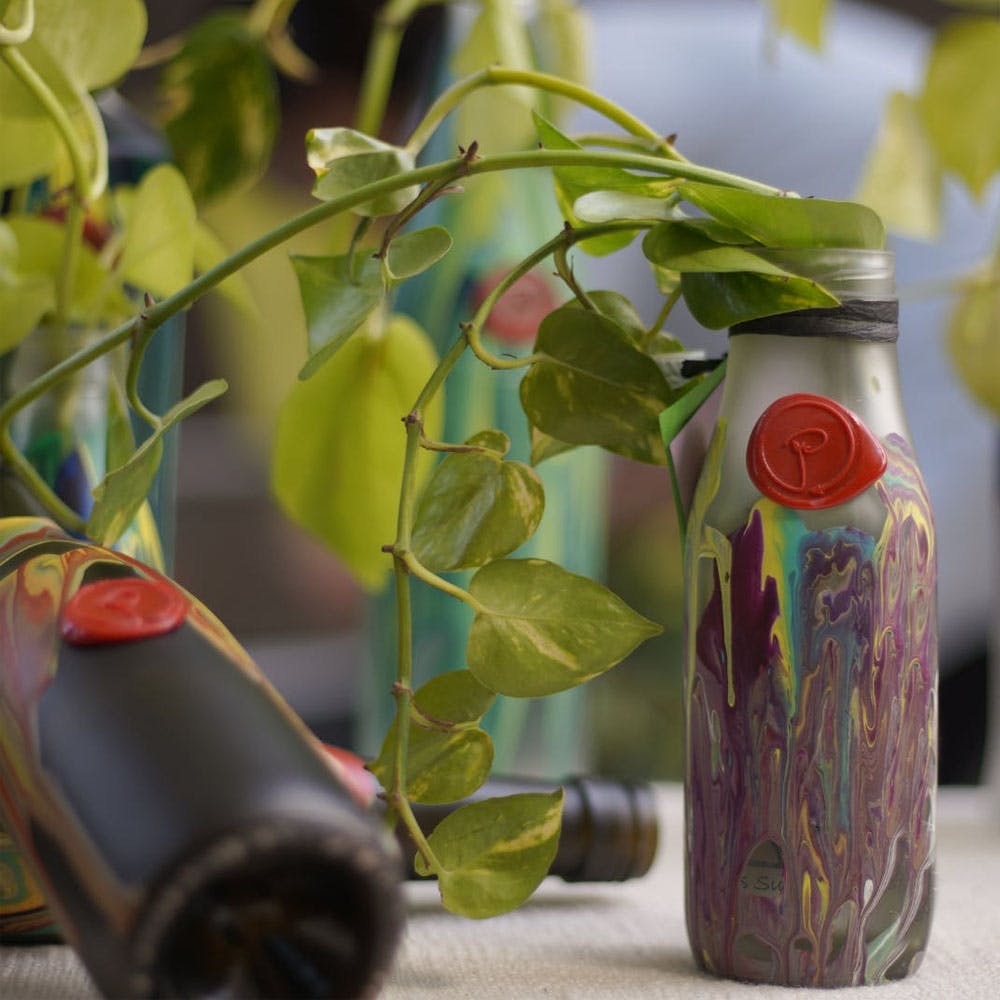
[{"left": 0, "top": 0, "right": 996, "bottom": 920}]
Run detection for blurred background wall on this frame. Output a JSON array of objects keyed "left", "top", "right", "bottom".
[{"left": 132, "top": 0, "right": 997, "bottom": 784}]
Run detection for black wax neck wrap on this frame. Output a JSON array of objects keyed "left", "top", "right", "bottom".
[{"left": 730, "top": 299, "right": 899, "bottom": 342}]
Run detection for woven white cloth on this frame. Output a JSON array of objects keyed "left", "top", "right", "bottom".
[{"left": 2, "top": 786, "right": 998, "bottom": 999}]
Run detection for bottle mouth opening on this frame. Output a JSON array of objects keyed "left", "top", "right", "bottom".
[{"left": 755, "top": 248, "right": 895, "bottom": 300}]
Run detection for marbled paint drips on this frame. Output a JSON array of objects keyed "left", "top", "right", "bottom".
[{"left": 684, "top": 433, "right": 936, "bottom": 987}]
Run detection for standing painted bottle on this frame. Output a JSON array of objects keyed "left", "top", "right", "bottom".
[{"left": 683, "top": 250, "right": 936, "bottom": 987}]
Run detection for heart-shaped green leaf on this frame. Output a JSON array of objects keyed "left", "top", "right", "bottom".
[
  {"left": 413, "top": 670, "right": 497, "bottom": 727},
  {"left": 568, "top": 289, "right": 647, "bottom": 343},
  {"left": 412, "top": 430, "right": 545, "bottom": 571},
  {"left": 271, "top": 314, "right": 443, "bottom": 592},
  {"left": 370, "top": 723, "right": 493, "bottom": 806},
  {"left": 677, "top": 183, "right": 886, "bottom": 250},
  {"left": 530, "top": 427, "right": 576, "bottom": 466},
  {"left": 88, "top": 379, "right": 228, "bottom": 546},
  {"left": 415, "top": 791, "right": 564, "bottom": 918},
  {"left": 160, "top": 13, "right": 278, "bottom": 204},
  {"left": 291, "top": 253, "right": 385, "bottom": 379},
  {"left": 919, "top": 16, "right": 1000, "bottom": 199},
  {"left": 385, "top": 226, "right": 453, "bottom": 281},
  {"left": 643, "top": 223, "right": 798, "bottom": 274},
  {"left": 116, "top": 164, "right": 197, "bottom": 298},
  {"left": 370, "top": 671, "right": 496, "bottom": 805},
  {"left": 855, "top": 91, "right": 942, "bottom": 240},
  {"left": 308, "top": 127, "right": 417, "bottom": 217},
  {"left": 679, "top": 270, "right": 839, "bottom": 329},
  {"left": 466, "top": 558, "right": 662, "bottom": 697},
  {"left": 520, "top": 305, "right": 673, "bottom": 464}
]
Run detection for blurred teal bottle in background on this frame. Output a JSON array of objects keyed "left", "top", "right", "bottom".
[{"left": 362, "top": 3, "right": 607, "bottom": 776}]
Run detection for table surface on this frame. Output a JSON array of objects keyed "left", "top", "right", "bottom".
[{"left": 2, "top": 785, "right": 998, "bottom": 999}]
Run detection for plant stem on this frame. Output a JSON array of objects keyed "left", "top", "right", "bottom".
[
  {"left": 553, "top": 242, "right": 596, "bottom": 311},
  {"left": 464, "top": 218, "right": 651, "bottom": 370},
  {"left": 387, "top": 555, "right": 442, "bottom": 873},
  {"left": 133, "top": 32, "right": 184, "bottom": 69},
  {"left": 644, "top": 286, "right": 682, "bottom": 343},
  {"left": 355, "top": 0, "right": 450, "bottom": 136},
  {"left": 573, "top": 132, "right": 662, "bottom": 153},
  {"left": 247, "top": 0, "right": 299, "bottom": 36},
  {"left": 55, "top": 199, "right": 84, "bottom": 326},
  {"left": 0, "top": 0, "right": 35, "bottom": 46},
  {"left": 406, "top": 66, "right": 685, "bottom": 160},
  {"left": 666, "top": 448, "right": 687, "bottom": 552},
  {"left": 1, "top": 148, "right": 776, "bottom": 528},
  {"left": 419, "top": 434, "right": 497, "bottom": 455},
  {"left": 401, "top": 551, "right": 485, "bottom": 611},
  {"left": 125, "top": 312, "right": 161, "bottom": 432}
]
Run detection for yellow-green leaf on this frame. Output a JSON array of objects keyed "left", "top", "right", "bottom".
[
  {"left": 371, "top": 723, "right": 493, "bottom": 806},
  {"left": 855, "top": 91, "right": 942, "bottom": 240},
  {"left": 291, "top": 253, "right": 385, "bottom": 379},
  {"left": 467, "top": 558, "right": 662, "bottom": 697},
  {"left": 413, "top": 670, "right": 497, "bottom": 727},
  {"left": 520, "top": 303, "right": 674, "bottom": 464},
  {"left": 919, "top": 17, "right": 1000, "bottom": 198},
  {"left": 116, "top": 164, "right": 197, "bottom": 298},
  {"left": 160, "top": 13, "right": 278, "bottom": 204},
  {"left": 415, "top": 791, "right": 564, "bottom": 918},
  {"left": 88, "top": 380, "right": 228, "bottom": 546},
  {"left": 947, "top": 257, "right": 1000, "bottom": 417},
  {"left": 307, "top": 127, "right": 417, "bottom": 217},
  {"left": 679, "top": 270, "right": 838, "bottom": 330},
  {"left": 0, "top": 221, "right": 55, "bottom": 352},
  {"left": 385, "top": 226, "right": 453, "bottom": 282},
  {"left": 0, "top": 116, "right": 61, "bottom": 189},
  {"left": 452, "top": 0, "right": 537, "bottom": 153},
  {"left": 532, "top": 0, "right": 590, "bottom": 124},
  {"left": 768, "top": 0, "right": 829, "bottom": 50},
  {"left": 31, "top": 0, "right": 146, "bottom": 92},
  {"left": 676, "top": 184, "right": 886, "bottom": 250},
  {"left": 4, "top": 215, "right": 129, "bottom": 324},
  {"left": 412, "top": 430, "right": 545, "bottom": 571},
  {"left": 271, "top": 314, "right": 443, "bottom": 592}
]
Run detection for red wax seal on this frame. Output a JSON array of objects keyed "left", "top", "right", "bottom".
[
  {"left": 323, "top": 744, "right": 378, "bottom": 808},
  {"left": 747, "top": 393, "right": 887, "bottom": 510},
  {"left": 61, "top": 578, "right": 190, "bottom": 646},
  {"left": 472, "top": 268, "right": 556, "bottom": 346}
]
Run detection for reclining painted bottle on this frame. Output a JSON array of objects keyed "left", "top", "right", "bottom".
[{"left": 682, "top": 250, "right": 936, "bottom": 986}]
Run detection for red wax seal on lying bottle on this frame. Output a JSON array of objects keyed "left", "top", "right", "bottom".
[
  {"left": 746, "top": 392, "right": 887, "bottom": 510},
  {"left": 61, "top": 578, "right": 190, "bottom": 646}
]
